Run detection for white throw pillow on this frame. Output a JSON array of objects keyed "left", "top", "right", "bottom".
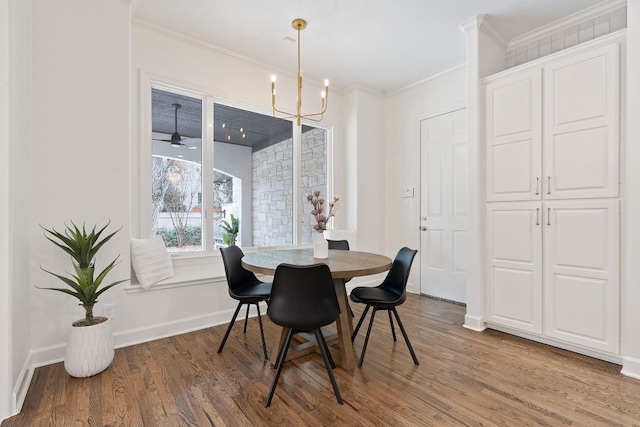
[{"left": 130, "top": 236, "right": 174, "bottom": 290}]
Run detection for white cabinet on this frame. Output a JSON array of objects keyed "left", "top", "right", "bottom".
[
  {"left": 486, "top": 202, "right": 542, "bottom": 334},
  {"left": 544, "top": 45, "right": 620, "bottom": 200},
  {"left": 485, "top": 70, "right": 542, "bottom": 201},
  {"left": 543, "top": 199, "right": 619, "bottom": 353},
  {"left": 486, "top": 200, "right": 620, "bottom": 353},
  {"left": 484, "top": 42, "right": 620, "bottom": 356},
  {"left": 486, "top": 44, "right": 619, "bottom": 202}
]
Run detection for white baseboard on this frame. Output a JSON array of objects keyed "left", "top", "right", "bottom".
[
  {"left": 28, "top": 302, "right": 268, "bottom": 367},
  {"left": 463, "top": 314, "right": 486, "bottom": 331},
  {"left": 487, "top": 323, "right": 623, "bottom": 365},
  {"left": 622, "top": 356, "right": 640, "bottom": 379},
  {"left": 7, "top": 352, "right": 35, "bottom": 421}
]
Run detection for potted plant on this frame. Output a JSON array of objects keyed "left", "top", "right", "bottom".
[
  {"left": 38, "top": 221, "right": 126, "bottom": 377},
  {"left": 220, "top": 214, "right": 239, "bottom": 246}
]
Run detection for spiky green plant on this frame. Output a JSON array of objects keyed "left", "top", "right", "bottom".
[
  {"left": 220, "top": 214, "right": 239, "bottom": 246},
  {"left": 38, "top": 222, "right": 127, "bottom": 326}
]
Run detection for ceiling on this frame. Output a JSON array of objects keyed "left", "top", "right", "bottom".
[
  {"left": 140, "top": 0, "right": 605, "bottom": 150},
  {"left": 152, "top": 88, "right": 308, "bottom": 153},
  {"left": 133, "top": 0, "right": 605, "bottom": 93}
]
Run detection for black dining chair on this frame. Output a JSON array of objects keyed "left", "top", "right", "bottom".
[
  {"left": 217, "top": 245, "right": 272, "bottom": 360},
  {"left": 265, "top": 263, "right": 343, "bottom": 407},
  {"left": 350, "top": 247, "right": 419, "bottom": 367},
  {"left": 327, "top": 239, "right": 355, "bottom": 317}
]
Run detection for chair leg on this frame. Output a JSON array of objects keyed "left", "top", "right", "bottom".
[
  {"left": 316, "top": 328, "right": 336, "bottom": 369},
  {"left": 351, "top": 305, "right": 371, "bottom": 341},
  {"left": 388, "top": 309, "right": 397, "bottom": 341},
  {"left": 313, "top": 329, "right": 343, "bottom": 405},
  {"left": 217, "top": 302, "right": 243, "bottom": 353},
  {"left": 358, "top": 308, "right": 378, "bottom": 367},
  {"left": 391, "top": 307, "right": 419, "bottom": 365},
  {"left": 255, "top": 302, "right": 268, "bottom": 360},
  {"left": 243, "top": 304, "right": 250, "bottom": 333},
  {"left": 265, "top": 328, "right": 294, "bottom": 407}
]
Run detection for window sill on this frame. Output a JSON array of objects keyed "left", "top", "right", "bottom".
[
  {"left": 125, "top": 245, "right": 299, "bottom": 293},
  {"left": 126, "top": 251, "right": 226, "bottom": 293}
]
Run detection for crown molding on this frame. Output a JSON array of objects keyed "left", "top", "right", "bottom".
[
  {"left": 459, "top": 14, "right": 486, "bottom": 34},
  {"left": 459, "top": 14, "right": 508, "bottom": 49},
  {"left": 507, "top": 0, "right": 626, "bottom": 50},
  {"left": 479, "top": 16, "right": 509, "bottom": 49}
]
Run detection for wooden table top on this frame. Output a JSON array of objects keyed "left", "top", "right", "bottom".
[{"left": 242, "top": 248, "right": 392, "bottom": 280}]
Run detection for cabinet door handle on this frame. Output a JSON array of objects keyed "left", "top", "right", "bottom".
[
  {"left": 547, "top": 176, "right": 551, "bottom": 195},
  {"left": 535, "top": 177, "right": 539, "bottom": 195},
  {"left": 536, "top": 208, "right": 540, "bottom": 226},
  {"left": 547, "top": 207, "right": 551, "bottom": 226}
]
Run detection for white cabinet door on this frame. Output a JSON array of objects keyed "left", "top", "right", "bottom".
[
  {"left": 543, "top": 199, "right": 620, "bottom": 353},
  {"left": 485, "top": 69, "right": 542, "bottom": 202},
  {"left": 544, "top": 44, "right": 620, "bottom": 199},
  {"left": 486, "top": 202, "right": 542, "bottom": 333}
]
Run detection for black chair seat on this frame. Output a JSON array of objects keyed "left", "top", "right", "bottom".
[
  {"left": 349, "top": 287, "right": 406, "bottom": 307},
  {"left": 230, "top": 282, "right": 271, "bottom": 301}
]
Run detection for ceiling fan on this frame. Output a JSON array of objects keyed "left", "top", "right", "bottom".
[{"left": 153, "top": 103, "right": 197, "bottom": 149}]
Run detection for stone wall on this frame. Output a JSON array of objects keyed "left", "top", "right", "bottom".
[{"left": 252, "top": 127, "right": 326, "bottom": 246}]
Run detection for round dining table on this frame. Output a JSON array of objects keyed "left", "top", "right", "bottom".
[{"left": 242, "top": 248, "right": 392, "bottom": 370}]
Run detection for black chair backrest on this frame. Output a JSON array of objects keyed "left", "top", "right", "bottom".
[
  {"left": 327, "top": 239, "right": 350, "bottom": 251},
  {"left": 219, "top": 245, "right": 261, "bottom": 291},
  {"left": 268, "top": 263, "right": 339, "bottom": 330},
  {"left": 379, "top": 247, "right": 418, "bottom": 297}
]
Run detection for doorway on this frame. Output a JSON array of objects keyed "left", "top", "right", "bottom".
[{"left": 419, "top": 108, "right": 468, "bottom": 303}]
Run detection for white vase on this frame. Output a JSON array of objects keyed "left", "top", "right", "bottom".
[
  {"left": 64, "top": 316, "right": 115, "bottom": 378},
  {"left": 314, "top": 233, "right": 329, "bottom": 258}
]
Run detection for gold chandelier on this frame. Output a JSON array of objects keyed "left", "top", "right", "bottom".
[{"left": 271, "top": 18, "right": 329, "bottom": 126}]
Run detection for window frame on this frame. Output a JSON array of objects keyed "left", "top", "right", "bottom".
[{"left": 139, "top": 74, "right": 335, "bottom": 261}]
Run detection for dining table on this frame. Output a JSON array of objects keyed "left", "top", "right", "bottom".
[{"left": 241, "top": 247, "right": 392, "bottom": 370}]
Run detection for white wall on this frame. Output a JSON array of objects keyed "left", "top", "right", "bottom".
[
  {"left": 622, "top": 0, "right": 640, "bottom": 379},
  {"left": 29, "top": 0, "right": 131, "bottom": 355},
  {"left": 341, "top": 87, "right": 386, "bottom": 254},
  {"left": 0, "top": 0, "right": 11, "bottom": 420},
  {"left": 384, "top": 66, "right": 467, "bottom": 293},
  {"left": 1, "top": 0, "right": 33, "bottom": 421}
]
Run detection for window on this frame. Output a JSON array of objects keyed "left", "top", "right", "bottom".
[
  {"left": 147, "top": 82, "right": 331, "bottom": 254},
  {"left": 151, "top": 88, "right": 204, "bottom": 252}
]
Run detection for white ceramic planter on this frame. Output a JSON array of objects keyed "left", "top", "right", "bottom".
[{"left": 64, "top": 316, "right": 114, "bottom": 378}]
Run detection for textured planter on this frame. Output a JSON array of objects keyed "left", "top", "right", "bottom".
[{"left": 64, "top": 316, "right": 114, "bottom": 378}]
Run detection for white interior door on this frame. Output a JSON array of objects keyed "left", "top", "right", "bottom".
[{"left": 419, "top": 109, "right": 468, "bottom": 303}]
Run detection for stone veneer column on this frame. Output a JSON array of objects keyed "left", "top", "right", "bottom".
[{"left": 252, "top": 128, "right": 327, "bottom": 246}]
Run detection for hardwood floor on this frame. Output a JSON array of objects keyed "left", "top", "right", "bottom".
[{"left": 4, "top": 295, "right": 640, "bottom": 426}]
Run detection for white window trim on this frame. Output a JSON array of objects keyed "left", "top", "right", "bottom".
[{"left": 135, "top": 71, "right": 334, "bottom": 290}]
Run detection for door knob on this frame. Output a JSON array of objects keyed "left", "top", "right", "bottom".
[{"left": 419, "top": 226, "right": 428, "bottom": 231}]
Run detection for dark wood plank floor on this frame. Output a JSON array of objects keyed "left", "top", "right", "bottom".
[{"left": 4, "top": 295, "right": 640, "bottom": 426}]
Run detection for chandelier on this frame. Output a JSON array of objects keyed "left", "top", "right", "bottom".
[{"left": 271, "top": 18, "right": 329, "bottom": 126}]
